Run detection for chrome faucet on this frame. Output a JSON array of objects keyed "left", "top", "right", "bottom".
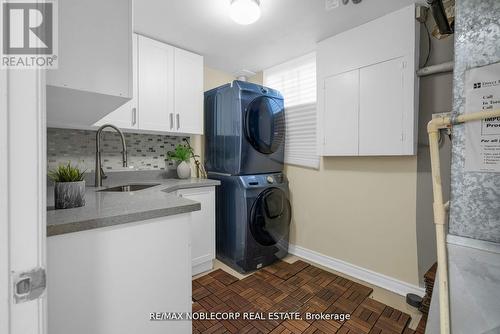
[{"left": 95, "top": 124, "right": 128, "bottom": 187}]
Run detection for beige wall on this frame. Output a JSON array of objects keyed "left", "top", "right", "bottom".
[
  {"left": 286, "top": 158, "right": 420, "bottom": 285},
  {"left": 204, "top": 67, "right": 235, "bottom": 91}
]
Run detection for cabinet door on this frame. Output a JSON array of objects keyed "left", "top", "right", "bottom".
[
  {"left": 47, "top": 0, "right": 132, "bottom": 98},
  {"left": 177, "top": 187, "right": 215, "bottom": 276},
  {"left": 94, "top": 34, "right": 139, "bottom": 129},
  {"left": 138, "top": 35, "right": 174, "bottom": 132},
  {"left": 359, "top": 57, "right": 404, "bottom": 155},
  {"left": 322, "top": 69, "right": 360, "bottom": 155},
  {"left": 46, "top": 0, "right": 133, "bottom": 129},
  {"left": 48, "top": 215, "right": 192, "bottom": 334},
  {"left": 174, "top": 48, "right": 204, "bottom": 135}
]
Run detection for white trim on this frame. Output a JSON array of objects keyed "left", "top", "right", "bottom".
[
  {"left": 0, "top": 67, "right": 10, "bottom": 334},
  {"left": 192, "top": 261, "right": 214, "bottom": 277},
  {"left": 192, "top": 254, "right": 214, "bottom": 267},
  {"left": 288, "top": 244, "right": 425, "bottom": 297},
  {"left": 37, "top": 67, "right": 48, "bottom": 334},
  {"left": 4, "top": 62, "right": 47, "bottom": 334}
]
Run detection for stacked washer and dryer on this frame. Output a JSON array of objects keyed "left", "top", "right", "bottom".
[{"left": 204, "top": 80, "right": 291, "bottom": 274}]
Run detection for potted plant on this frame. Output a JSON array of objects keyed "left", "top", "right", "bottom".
[
  {"left": 167, "top": 144, "right": 193, "bottom": 179},
  {"left": 48, "top": 162, "right": 86, "bottom": 210}
]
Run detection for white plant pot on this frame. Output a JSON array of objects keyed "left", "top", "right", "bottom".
[
  {"left": 54, "top": 181, "right": 86, "bottom": 210},
  {"left": 176, "top": 161, "right": 191, "bottom": 179}
]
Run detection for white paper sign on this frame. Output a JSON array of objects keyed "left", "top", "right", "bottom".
[{"left": 464, "top": 62, "right": 500, "bottom": 172}]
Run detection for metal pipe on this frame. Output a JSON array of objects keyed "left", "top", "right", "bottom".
[
  {"left": 417, "top": 61, "right": 454, "bottom": 77},
  {"left": 95, "top": 124, "right": 128, "bottom": 187},
  {"left": 428, "top": 127, "right": 450, "bottom": 334},
  {"left": 427, "top": 108, "right": 500, "bottom": 334},
  {"left": 427, "top": 0, "right": 453, "bottom": 35}
]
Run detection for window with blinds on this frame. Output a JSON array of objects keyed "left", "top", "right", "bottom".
[{"left": 263, "top": 52, "right": 319, "bottom": 169}]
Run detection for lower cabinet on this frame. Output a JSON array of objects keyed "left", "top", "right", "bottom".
[
  {"left": 48, "top": 215, "right": 192, "bottom": 334},
  {"left": 177, "top": 186, "right": 216, "bottom": 276}
]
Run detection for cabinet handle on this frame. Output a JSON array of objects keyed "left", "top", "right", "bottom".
[
  {"left": 169, "top": 113, "right": 174, "bottom": 130},
  {"left": 132, "top": 107, "right": 137, "bottom": 125},
  {"left": 176, "top": 114, "right": 180, "bottom": 130}
]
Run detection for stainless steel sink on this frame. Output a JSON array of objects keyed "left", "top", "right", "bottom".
[{"left": 97, "top": 184, "right": 160, "bottom": 192}]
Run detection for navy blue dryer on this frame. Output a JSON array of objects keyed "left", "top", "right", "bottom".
[
  {"left": 204, "top": 80, "right": 285, "bottom": 175},
  {"left": 208, "top": 172, "right": 291, "bottom": 273}
]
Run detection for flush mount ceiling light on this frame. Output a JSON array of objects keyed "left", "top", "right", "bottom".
[{"left": 229, "top": 0, "right": 261, "bottom": 25}]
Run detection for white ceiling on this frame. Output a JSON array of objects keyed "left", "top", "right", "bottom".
[{"left": 134, "top": 0, "right": 420, "bottom": 75}]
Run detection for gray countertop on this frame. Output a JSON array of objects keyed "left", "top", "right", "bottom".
[{"left": 47, "top": 176, "right": 220, "bottom": 237}]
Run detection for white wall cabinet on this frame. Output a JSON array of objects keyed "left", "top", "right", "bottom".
[
  {"left": 318, "top": 5, "right": 418, "bottom": 156},
  {"left": 174, "top": 48, "right": 204, "bottom": 135},
  {"left": 323, "top": 69, "right": 360, "bottom": 156},
  {"left": 177, "top": 187, "right": 215, "bottom": 276},
  {"left": 94, "top": 34, "right": 139, "bottom": 130},
  {"left": 138, "top": 35, "right": 175, "bottom": 132},
  {"left": 94, "top": 34, "right": 204, "bottom": 135},
  {"left": 48, "top": 215, "right": 192, "bottom": 334},
  {"left": 359, "top": 57, "right": 406, "bottom": 155},
  {"left": 47, "top": 0, "right": 133, "bottom": 129}
]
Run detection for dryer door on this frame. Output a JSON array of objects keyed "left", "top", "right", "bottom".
[
  {"left": 244, "top": 97, "right": 285, "bottom": 155},
  {"left": 249, "top": 188, "right": 291, "bottom": 246}
]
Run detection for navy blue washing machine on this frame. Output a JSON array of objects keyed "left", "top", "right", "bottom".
[
  {"left": 208, "top": 172, "right": 291, "bottom": 273},
  {"left": 204, "top": 80, "right": 285, "bottom": 175}
]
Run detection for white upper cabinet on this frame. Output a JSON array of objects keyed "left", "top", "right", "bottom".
[
  {"left": 318, "top": 5, "right": 419, "bottom": 156},
  {"left": 323, "top": 69, "right": 360, "bottom": 156},
  {"left": 93, "top": 34, "right": 204, "bottom": 135},
  {"left": 94, "top": 34, "right": 139, "bottom": 130},
  {"left": 174, "top": 48, "right": 204, "bottom": 135},
  {"left": 138, "top": 35, "right": 175, "bottom": 132},
  {"left": 47, "top": 0, "right": 133, "bottom": 128},
  {"left": 359, "top": 57, "right": 406, "bottom": 155}
]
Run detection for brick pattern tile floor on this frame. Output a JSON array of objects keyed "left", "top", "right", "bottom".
[{"left": 192, "top": 260, "right": 416, "bottom": 334}]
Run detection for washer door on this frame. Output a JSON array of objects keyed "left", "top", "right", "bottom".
[
  {"left": 249, "top": 188, "right": 291, "bottom": 246},
  {"left": 244, "top": 96, "right": 285, "bottom": 155}
]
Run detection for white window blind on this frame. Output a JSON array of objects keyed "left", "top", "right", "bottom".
[{"left": 264, "top": 52, "right": 319, "bottom": 169}]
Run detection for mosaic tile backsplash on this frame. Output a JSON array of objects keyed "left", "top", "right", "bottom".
[{"left": 47, "top": 128, "right": 188, "bottom": 172}]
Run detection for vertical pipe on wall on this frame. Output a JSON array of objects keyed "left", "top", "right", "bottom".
[
  {"left": 427, "top": 108, "right": 500, "bottom": 334},
  {"left": 427, "top": 124, "right": 451, "bottom": 334}
]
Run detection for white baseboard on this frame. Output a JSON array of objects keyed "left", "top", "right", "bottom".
[
  {"left": 192, "top": 261, "right": 213, "bottom": 277},
  {"left": 288, "top": 244, "right": 425, "bottom": 297}
]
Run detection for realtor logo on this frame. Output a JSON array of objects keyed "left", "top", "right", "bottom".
[
  {"left": 1, "top": 0, "right": 57, "bottom": 68},
  {"left": 473, "top": 82, "right": 482, "bottom": 89}
]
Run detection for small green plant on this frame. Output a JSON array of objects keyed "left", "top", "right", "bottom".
[
  {"left": 167, "top": 144, "right": 194, "bottom": 163},
  {"left": 48, "top": 162, "right": 86, "bottom": 182}
]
